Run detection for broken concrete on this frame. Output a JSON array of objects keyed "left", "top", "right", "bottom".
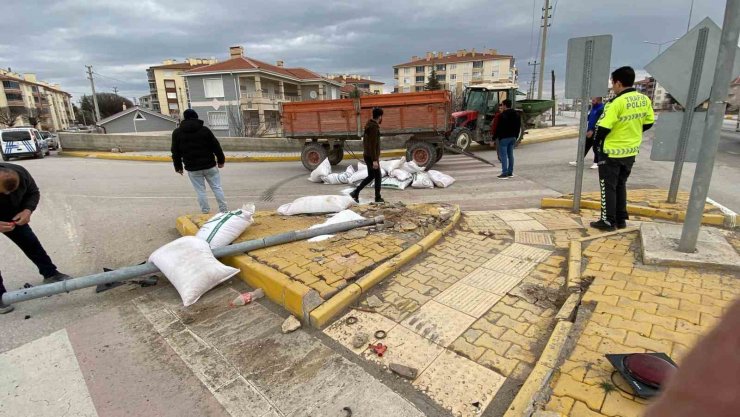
[
  {"left": 640, "top": 223, "right": 740, "bottom": 270},
  {"left": 281, "top": 315, "right": 302, "bottom": 334}
]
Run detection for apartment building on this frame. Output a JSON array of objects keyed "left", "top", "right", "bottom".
[
  {"left": 635, "top": 77, "right": 673, "bottom": 110},
  {"left": 0, "top": 68, "right": 74, "bottom": 131},
  {"left": 146, "top": 57, "right": 218, "bottom": 117},
  {"left": 393, "top": 49, "right": 515, "bottom": 94},
  {"left": 329, "top": 74, "right": 385, "bottom": 95},
  {"left": 183, "top": 46, "right": 341, "bottom": 137}
]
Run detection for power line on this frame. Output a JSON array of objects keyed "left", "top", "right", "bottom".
[
  {"left": 93, "top": 71, "right": 128, "bottom": 84},
  {"left": 529, "top": 0, "right": 538, "bottom": 59}
]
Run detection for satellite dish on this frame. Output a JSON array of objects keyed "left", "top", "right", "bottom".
[{"left": 309, "top": 91, "right": 318, "bottom": 99}]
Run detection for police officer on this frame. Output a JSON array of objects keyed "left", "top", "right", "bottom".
[{"left": 591, "top": 66, "right": 655, "bottom": 231}]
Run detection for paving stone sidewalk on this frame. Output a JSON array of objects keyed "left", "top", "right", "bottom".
[{"left": 321, "top": 207, "right": 740, "bottom": 417}]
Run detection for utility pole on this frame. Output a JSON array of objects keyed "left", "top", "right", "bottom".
[
  {"left": 537, "top": 0, "right": 551, "bottom": 99},
  {"left": 551, "top": 70, "right": 556, "bottom": 126},
  {"left": 112, "top": 86, "right": 118, "bottom": 95},
  {"left": 527, "top": 61, "right": 539, "bottom": 99},
  {"left": 86, "top": 65, "right": 102, "bottom": 123}
]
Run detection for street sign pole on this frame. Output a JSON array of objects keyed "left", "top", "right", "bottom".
[
  {"left": 667, "top": 27, "right": 709, "bottom": 203},
  {"left": 573, "top": 39, "right": 595, "bottom": 213},
  {"left": 680, "top": 0, "right": 740, "bottom": 252}
]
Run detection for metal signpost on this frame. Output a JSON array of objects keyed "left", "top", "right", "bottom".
[
  {"left": 564, "top": 35, "right": 612, "bottom": 213},
  {"left": 646, "top": 17, "right": 740, "bottom": 202},
  {"left": 680, "top": 0, "right": 740, "bottom": 252}
]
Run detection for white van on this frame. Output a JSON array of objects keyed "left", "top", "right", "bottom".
[{"left": 0, "top": 127, "right": 50, "bottom": 161}]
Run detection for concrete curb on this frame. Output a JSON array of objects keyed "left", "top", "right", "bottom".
[
  {"left": 175, "top": 216, "right": 321, "bottom": 320},
  {"left": 566, "top": 240, "right": 582, "bottom": 293},
  {"left": 541, "top": 197, "right": 727, "bottom": 226},
  {"left": 308, "top": 205, "right": 462, "bottom": 328},
  {"left": 60, "top": 149, "right": 408, "bottom": 163}
]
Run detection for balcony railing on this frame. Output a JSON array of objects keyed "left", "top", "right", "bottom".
[{"left": 241, "top": 92, "right": 302, "bottom": 102}]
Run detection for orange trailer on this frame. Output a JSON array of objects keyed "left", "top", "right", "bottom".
[{"left": 281, "top": 90, "right": 451, "bottom": 170}]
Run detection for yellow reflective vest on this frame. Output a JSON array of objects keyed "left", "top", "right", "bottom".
[{"left": 596, "top": 89, "right": 655, "bottom": 158}]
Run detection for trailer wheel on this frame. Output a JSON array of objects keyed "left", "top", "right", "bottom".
[
  {"left": 301, "top": 142, "right": 327, "bottom": 171},
  {"left": 407, "top": 141, "right": 436, "bottom": 170},
  {"left": 328, "top": 146, "right": 344, "bottom": 165},
  {"left": 435, "top": 146, "right": 444, "bottom": 162},
  {"left": 450, "top": 127, "right": 473, "bottom": 151}
]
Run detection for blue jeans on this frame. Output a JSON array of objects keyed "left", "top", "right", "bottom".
[
  {"left": 498, "top": 137, "right": 516, "bottom": 175},
  {"left": 188, "top": 167, "right": 228, "bottom": 213}
]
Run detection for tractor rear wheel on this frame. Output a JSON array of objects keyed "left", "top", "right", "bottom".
[
  {"left": 435, "top": 146, "right": 444, "bottom": 162},
  {"left": 450, "top": 127, "right": 473, "bottom": 151},
  {"left": 301, "top": 142, "right": 327, "bottom": 171},
  {"left": 328, "top": 146, "right": 344, "bottom": 165},
  {"left": 407, "top": 141, "right": 436, "bottom": 170}
]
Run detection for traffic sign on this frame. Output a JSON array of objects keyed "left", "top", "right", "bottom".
[{"left": 564, "top": 35, "right": 612, "bottom": 99}]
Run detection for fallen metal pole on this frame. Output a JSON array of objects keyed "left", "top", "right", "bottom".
[{"left": 2, "top": 216, "right": 384, "bottom": 305}]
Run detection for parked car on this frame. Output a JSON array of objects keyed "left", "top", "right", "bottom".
[
  {"left": 0, "top": 127, "right": 50, "bottom": 161},
  {"left": 40, "top": 131, "right": 59, "bottom": 150}
]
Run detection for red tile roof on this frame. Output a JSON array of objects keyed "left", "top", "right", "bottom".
[
  {"left": 394, "top": 52, "right": 513, "bottom": 67},
  {"left": 149, "top": 62, "right": 211, "bottom": 70},
  {"left": 332, "top": 76, "right": 385, "bottom": 85},
  {"left": 186, "top": 56, "right": 327, "bottom": 81}
]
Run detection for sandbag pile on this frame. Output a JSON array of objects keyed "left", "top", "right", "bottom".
[{"left": 308, "top": 157, "right": 455, "bottom": 190}]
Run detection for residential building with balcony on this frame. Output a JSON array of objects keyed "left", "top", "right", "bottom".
[
  {"left": 393, "top": 49, "right": 515, "bottom": 94},
  {"left": 328, "top": 74, "right": 385, "bottom": 95},
  {"left": 146, "top": 57, "right": 218, "bottom": 117},
  {"left": 0, "top": 68, "right": 74, "bottom": 131},
  {"left": 182, "top": 46, "right": 342, "bottom": 137},
  {"left": 635, "top": 77, "right": 673, "bottom": 110},
  {"left": 138, "top": 94, "right": 153, "bottom": 110}
]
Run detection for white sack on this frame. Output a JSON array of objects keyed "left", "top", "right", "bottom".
[
  {"left": 308, "top": 158, "right": 331, "bottom": 183},
  {"left": 322, "top": 173, "right": 345, "bottom": 185},
  {"left": 390, "top": 169, "right": 411, "bottom": 181},
  {"left": 195, "top": 204, "right": 256, "bottom": 248},
  {"left": 307, "top": 210, "right": 366, "bottom": 242},
  {"left": 149, "top": 236, "right": 239, "bottom": 306},
  {"left": 380, "top": 157, "right": 404, "bottom": 173},
  {"left": 348, "top": 169, "right": 368, "bottom": 184},
  {"left": 411, "top": 172, "right": 434, "bottom": 189},
  {"left": 277, "top": 195, "right": 356, "bottom": 215},
  {"left": 428, "top": 170, "right": 456, "bottom": 188},
  {"left": 381, "top": 177, "right": 413, "bottom": 190},
  {"left": 401, "top": 161, "right": 426, "bottom": 174}
]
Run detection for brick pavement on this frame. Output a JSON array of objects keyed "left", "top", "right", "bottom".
[
  {"left": 569, "top": 189, "right": 723, "bottom": 216},
  {"left": 543, "top": 229, "right": 740, "bottom": 417}
]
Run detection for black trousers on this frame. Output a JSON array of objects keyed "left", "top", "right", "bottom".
[
  {"left": 598, "top": 156, "right": 635, "bottom": 224},
  {"left": 0, "top": 224, "right": 58, "bottom": 296},
  {"left": 354, "top": 155, "right": 382, "bottom": 199},
  {"left": 584, "top": 137, "right": 599, "bottom": 163}
]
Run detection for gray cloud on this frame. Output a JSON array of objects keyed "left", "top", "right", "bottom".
[{"left": 1, "top": 0, "right": 729, "bottom": 103}]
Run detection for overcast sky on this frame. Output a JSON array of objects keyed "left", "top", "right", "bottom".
[{"left": 0, "top": 0, "right": 730, "bottom": 103}]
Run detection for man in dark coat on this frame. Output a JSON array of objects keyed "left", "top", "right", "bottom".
[{"left": 171, "top": 109, "right": 228, "bottom": 214}]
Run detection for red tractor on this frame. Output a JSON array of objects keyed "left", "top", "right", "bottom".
[{"left": 448, "top": 83, "right": 555, "bottom": 151}]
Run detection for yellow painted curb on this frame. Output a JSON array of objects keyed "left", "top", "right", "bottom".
[
  {"left": 175, "top": 215, "right": 317, "bottom": 320},
  {"left": 555, "top": 292, "right": 581, "bottom": 322},
  {"left": 309, "top": 205, "right": 462, "bottom": 328},
  {"left": 541, "top": 197, "right": 727, "bottom": 226},
  {"left": 504, "top": 321, "right": 573, "bottom": 417},
  {"left": 566, "top": 240, "right": 582, "bottom": 293},
  {"left": 61, "top": 149, "right": 408, "bottom": 163}
]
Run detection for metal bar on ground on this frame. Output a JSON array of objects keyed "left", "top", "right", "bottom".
[
  {"left": 679, "top": 0, "right": 740, "bottom": 252},
  {"left": 573, "top": 39, "right": 595, "bottom": 213},
  {"left": 2, "top": 216, "right": 384, "bottom": 305},
  {"left": 667, "top": 27, "right": 710, "bottom": 203},
  {"left": 443, "top": 145, "right": 496, "bottom": 167}
]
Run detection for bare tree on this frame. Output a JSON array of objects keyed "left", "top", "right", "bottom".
[
  {"left": 0, "top": 107, "right": 26, "bottom": 127},
  {"left": 226, "top": 105, "right": 246, "bottom": 137}
]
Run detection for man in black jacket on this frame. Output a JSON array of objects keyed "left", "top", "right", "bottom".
[
  {"left": 494, "top": 99, "right": 521, "bottom": 179},
  {"left": 350, "top": 107, "right": 384, "bottom": 203},
  {"left": 1, "top": 163, "right": 70, "bottom": 314},
  {"left": 172, "top": 109, "right": 228, "bottom": 214}
]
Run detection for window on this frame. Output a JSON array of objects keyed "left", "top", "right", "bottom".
[
  {"left": 203, "top": 78, "right": 224, "bottom": 98},
  {"left": 473, "top": 61, "right": 484, "bottom": 69},
  {"left": 415, "top": 76, "right": 425, "bottom": 83},
  {"left": 415, "top": 86, "right": 424, "bottom": 92},
  {"left": 2, "top": 80, "right": 20, "bottom": 89},
  {"left": 491, "top": 71, "right": 499, "bottom": 78},
  {"left": 473, "top": 71, "right": 482, "bottom": 78},
  {"left": 404, "top": 67, "right": 411, "bottom": 75},
  {"left": 436, "top": 64, "right": 446, "bottom": 71},
  {"left": 449, "top": 64, "right": 456, "bottom": 70},
  {"left": 5, "top": 93, "right": 23, "bottom": 101},
  {"left": 403, "top": 78, "right": 410, "bottom": 84},
  {"left": 166, "top": 92, "right": 177, "bottom": 99},
  {"left": 168, "top": 103, "right": 179, "bottom": 110},
  {"left": 415, "top": 66, "right": 424, "bottom": 73},
  {"left": 394, "top": 68, "right": 398, "bottom": 75},
  {"left": 164, "top": 80, "right": 176, "bottom": 89},
  {"left": 436, "top": 74, "right": 446, "bottom": 81},
  {"left": 208, "top": 111, "right": 228, "bottom": 130},
  {"left": 450, "top": 74, "right": 457, "bottom": 81}
]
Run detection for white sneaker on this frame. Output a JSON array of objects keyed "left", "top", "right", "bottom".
[
  {"left": 590, "top": 163, "right": 599, "bottom": 169},
  {"left": 568, "top": 161, "right": 578, "bottom": 167}
]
